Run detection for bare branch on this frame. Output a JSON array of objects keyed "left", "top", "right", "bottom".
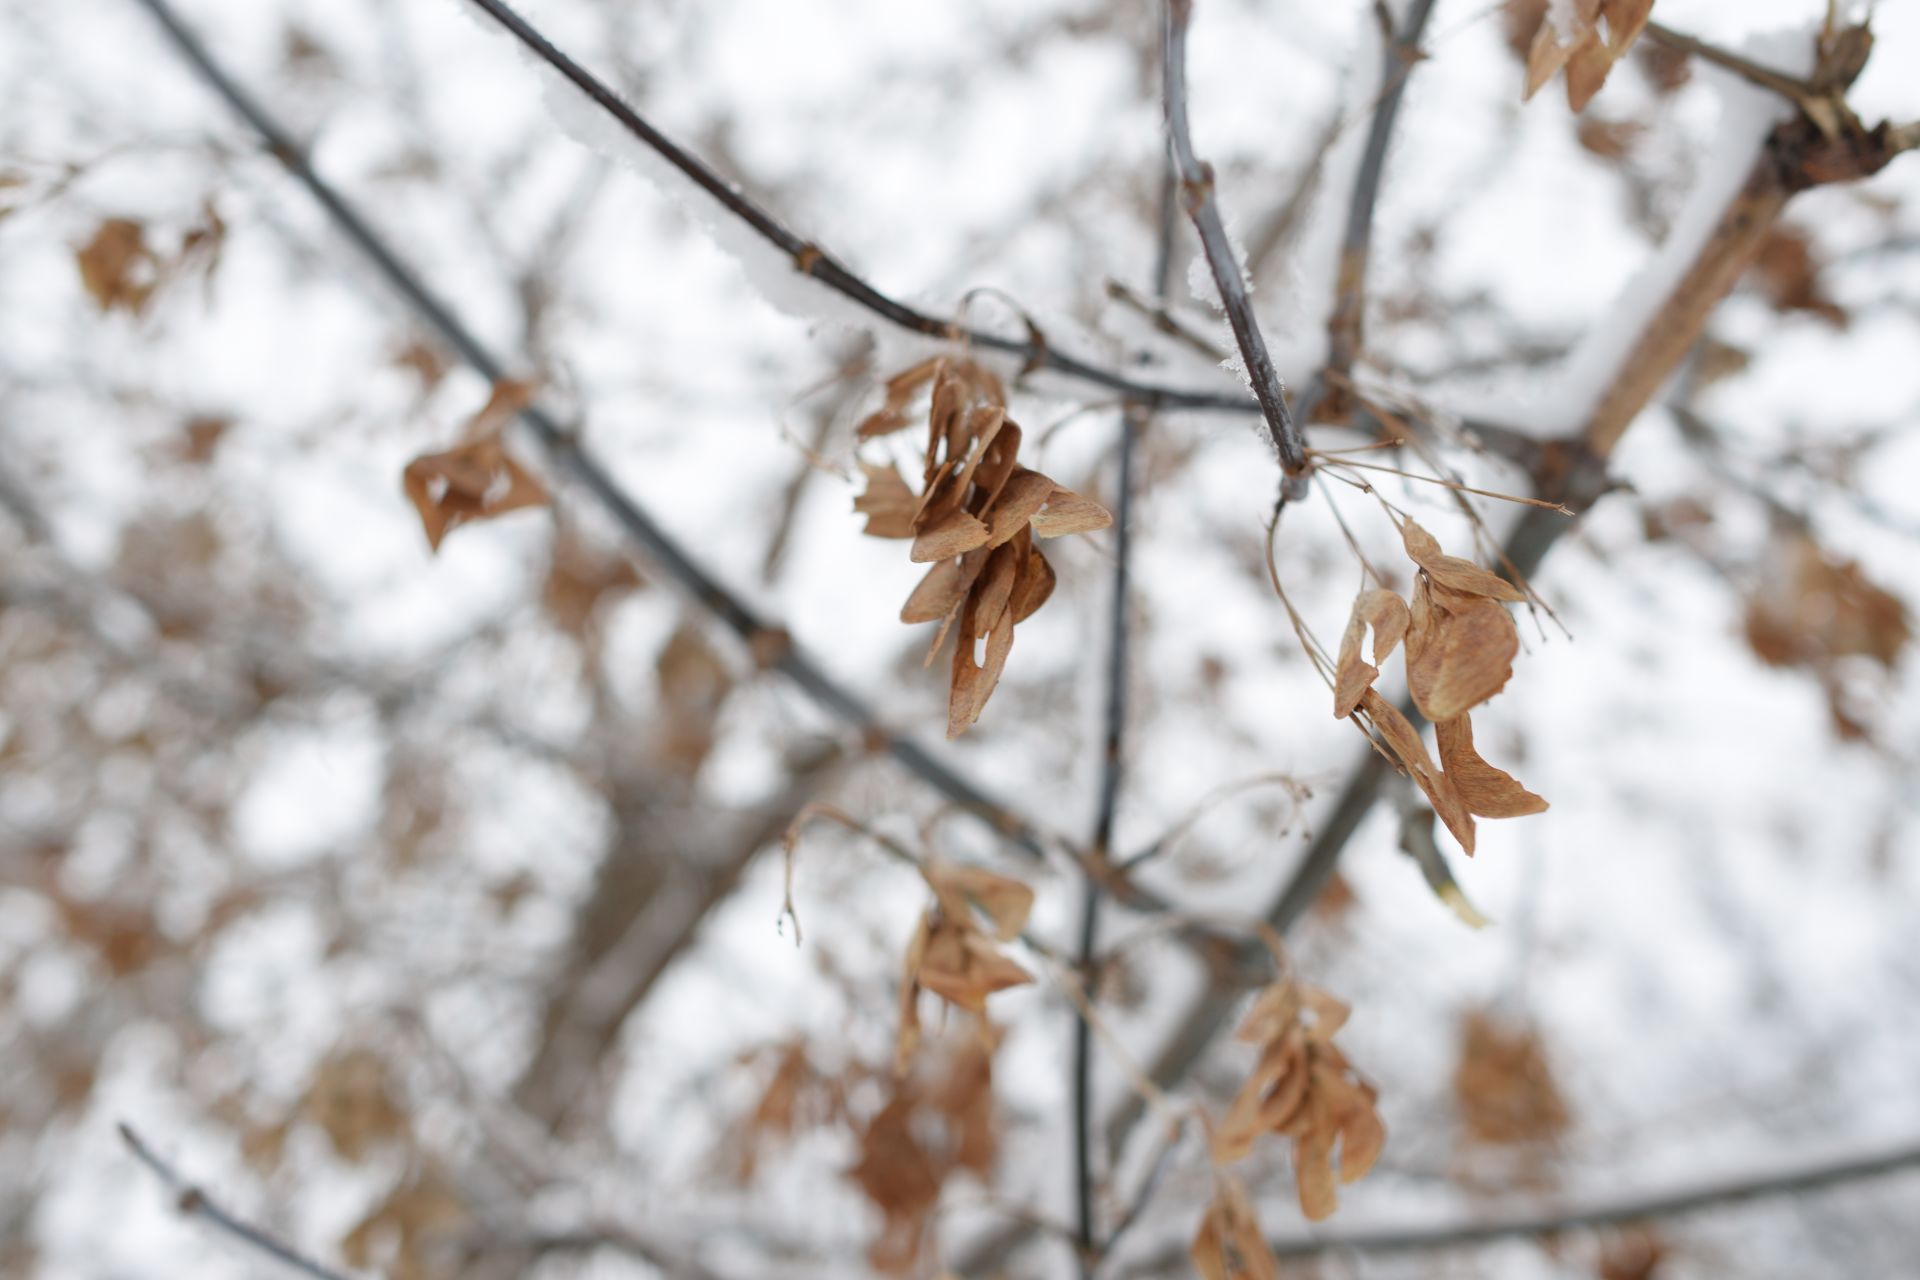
[
  {"left": 1161, "top": 0, "right": 1309, "bottom": 497},
  {"left": 1324, "top": 0, "right": 1438, "bottom": 418},
  {"left": 1072, "top": 158, "right": 1180, "bottom": 1271},
  {"left": 459, "top": 0, "right": 1265, "bottom": 417},
  {"left": 1121, "top": 1136, "right": 1920, "bottom": 1271},
  {"left": 119, "top": 1124, "right": 357, "bottom": 1280}
]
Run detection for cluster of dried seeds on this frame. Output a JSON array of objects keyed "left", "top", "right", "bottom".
[
  {"left": 1210, "top": 980, "right": 1385, "bottom": 1222},
  {"left": 1520, "top": 0, "right": 1655, "bottom": 111},
  {"left": 854, "top": 356, "right": 1112, "bottom": 737},
  {"left": 1336, "top": 517, "right": 1547, "bottom": 854},
  {"left": 896, "top": 860, "right": 1034, "bottom": 1072}
]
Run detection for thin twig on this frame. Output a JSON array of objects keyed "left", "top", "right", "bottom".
[
  {"left": 1324, "top": 0, "right": 1438, "bottom": 414},
  {"left": 1072, "top": 155, "right": 1179, "bottom": 1273},
  {"left": 119, "top": 1124, "right": 357, "bottom": 1280},
  {"left": 128, "top": 0, "right": 1057, "bottom": 869},
  {"left": 459, "top": 0, "right": 1264, "bottom": 417},
  {"left": 1315, "top": 455, "right": 1574, "bottom": 511},
  {"left": 1101, "top": 1118, "right": 1187, "bottom": 1259},
  {"left": 1118, "top": 772, "right": 1313, "bottom": 873},
  {"left": 1161, "top": 0, "right": 1309, "bottom": 497}
]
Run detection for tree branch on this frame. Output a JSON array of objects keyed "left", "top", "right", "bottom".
[
  {"left": 119, "top": 1124, "right": 356, "bottom": 1280},
  {"left": 1322, "top": 0, "right": 1438, "bottom": 420},
  {"left": 459, "top": 0, "right": 1268, "bottom": 417},
  {"left": 1161, "top": 0, "right": 1309, "bottom": 498},
  {"left": 1099, "top": 14, "right": 1920, "bottom": 1208},
  {"left": 1072, "top": 160, "right": 1181, "bottom": 1274},
  {"left": 128, "top": 0, "right": 1056, "bottom": 867},
  {"left": 1120, "top": 1135, "right": 1920, "bottom": 1272}
]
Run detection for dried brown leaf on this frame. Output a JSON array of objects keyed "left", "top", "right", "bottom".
[
  {"left": 1523, "top": 20, "right": 1579, "bottom": 100},
  {"left": 1191, "top": 1175, "right": 1279, "bottom": 1280},
  {"left": 925, "top": 863, "right": 1034, "bottom": 940},
  {"left": 655, "top": 619, "right": 733, "bottom": 776},
  {"left": 76, "top": 218, "right": 158, "bottom": 315},
  {"left": 1401, "top": 518, "right": 1525, "bottom": 602},
  {"left": 402, "top": 435, "right": 549, "bottom": 551},
  {"left": 1406, "top": 580, "right": 1519, "bottom": 724},
  {"left": 914, "top": 919, "right": 1033, "bottom": 1013},
  {"left": 1435, "top": 715, "right": 1548, "bottom": 818},
  {"left": 1334, "top": 588, "right": 1410, "bottom": 718},
  {"left": 1453, "top": 1010, "right": 1571, "bottom": 1146},
  {"left": 1359, "top": 688, "right": 1476, "bottom": 854}
]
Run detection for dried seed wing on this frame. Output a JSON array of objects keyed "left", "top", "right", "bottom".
[
  {"left": 1360, "top": 588, "right": 1411, "bottom": 663},
  {"left": 985, "top": 470, "right": 1056, "bottom": 547},
  {"left": 1334, "top": 600, "right": 1379, "bottom": 719},
  {"left": 854, "top": 462, "right": 918, "bottom": 538},
  {"left": 1030, "top": 485, "right": 1113, "bottom": 537},
  {"left": 1359, "top": 690, "right": 1476, "bottom": 854},
  {"left": 910, "top": 508, "right": 991, "bottom": 563},
  {"left": 1435, "top": 715, "right": 1548, "bottom": 817},
  {"left": 1407, "top": 589, "right": 1518, "bottom": 722},
  {"left": 902, "top": 559, "right": 969, "bottom": 624}
]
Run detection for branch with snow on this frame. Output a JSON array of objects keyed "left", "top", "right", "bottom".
[{"left": 460, "top": 0, "right": 1278, "bottom": 417}]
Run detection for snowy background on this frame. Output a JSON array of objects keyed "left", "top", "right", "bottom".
[{"left": 2, "top": 0, "right": 1918, "bottom": 1276}]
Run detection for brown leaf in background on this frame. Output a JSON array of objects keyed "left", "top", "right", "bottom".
[
  {"left": 854, "top": 1092, "right": 943, "bottom": 1274},
  {"left": 851, "top": 1027, "right": 1007, "bottom": 1275},
  {"left": 655, "top": 619, "right": 734, "bottom": 777},
  {"left": 723, "top": 1039, "right": 845, "bottom": 1184},
  {"left": 1599, "top": 1226, "right": 1670, "bottom": 1280},
  {"left": 1213, "top": 980, "right": 1385, "bottom": 1221},
  {"left": 541, "top": 526, "right": 642, "bottom": 635},
  {"left": 1191, "top": 1174, "right": 1279, "bottom": 1280},
  {"left": 402, "top": 436, "right": 548, "bottom": 550},
  {"left": 1453, "top": 1010, "right": 1571, "bottom": 1147},
  {"left": 925, "top": 862, "right": 1034, "bottom": 941},
  {"left": 1752, "top": 226, "right": 1846, "bottom": 326},
  {"left": 303, "top": 1048, "right": 408, "bottom": 1163},
  {"left": 1745, "top": 531, "right": 1910, "bottom": 670},
  {"left": 1436, "top": 714, "right": 1548, "bottom": 818},
  {"left": 339, "top": 1164, "right": 466, "bottom": 1280},
  {"left": 394, "top": 338, "right": 451, "bottom": 392},
  {"left": 855, "top": 357, "right": 944, "bottom": 439},
  {"left": 178, "top": 415, "right": 231, "bottom": 465},
  {"left": 402, "top": 380, "right": 547, "bottom": 550},
  {"left": 76, "top": 218, "right": 158, "bottom": 315}
]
